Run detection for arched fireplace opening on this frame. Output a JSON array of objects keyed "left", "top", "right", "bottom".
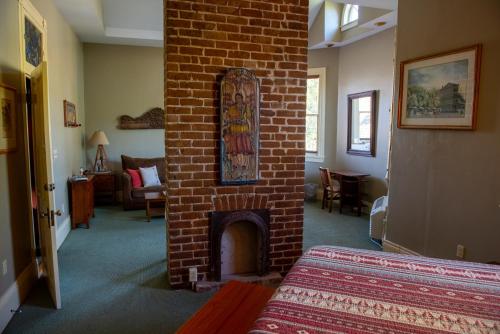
[
  {"left": 210, "top": 209, "right": 270, "bottom": 282},
  {"left": 221, "top": 220, "right": 260, "bottom": 278}
]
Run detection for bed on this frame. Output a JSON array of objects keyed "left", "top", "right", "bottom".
[{"left": 250, "top": 246, "right": 500, "bottom": 334}]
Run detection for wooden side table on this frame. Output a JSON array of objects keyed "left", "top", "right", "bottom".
[
  {"left": 68, "top": 175, "right": 94, "bottom": 229},
  {"left": 144, "top": 192, "right": 166, "bottom": 222},
  {"left": 87, "top": 171, "right": 116, "bottom": 205}
]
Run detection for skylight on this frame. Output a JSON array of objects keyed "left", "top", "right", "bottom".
[{"left": 342, "top": 4, "right": 359, "bottom": 30}]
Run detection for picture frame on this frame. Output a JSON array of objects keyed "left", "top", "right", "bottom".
[
  {"left": 398, "top": 44, "right": 482, "bottom": 130},
  {"left": 220, "top": 68, "right": 260, "bottom": 185},
  {"left": 0, "top": 83, "right": 17, "bottom": 154},
  {"left": 347, "top": 90, "right": 377, "bottom": 157},
  {"left": 64, "top": 99, "right": 79, "bottom": 127}
]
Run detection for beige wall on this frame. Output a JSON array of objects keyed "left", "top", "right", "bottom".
[
  {"left": 336, "top": 28, "right": 395, "bottom": 201},
  {"left": 306, "top": 28, "right": 395, "bottom": 202},
  {"left": 84, "top": 44, "right": 164, "bottom": 173},
  {"left": 0, "top": 0, "right": 32, "bottom": 297},
  {"left": 306, "top": 47, "right": 339, "bottom": 184},
  {"left": 0, "top": 0, "right": 85, "bottom": 299},
  {"left": 386, "top": 0, "right": 500, "bottom": 262}
]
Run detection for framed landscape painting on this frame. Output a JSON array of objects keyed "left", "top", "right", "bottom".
[
  {"left": 0, "top": 84, "right": 17, "bottom": 154},
  {"left": 398, "top": 45, "right": 481, "bottom": 129}
]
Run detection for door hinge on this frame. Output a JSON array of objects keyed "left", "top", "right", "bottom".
[{"left": 44, "top": 183, "right": 55, "bottom": 191}]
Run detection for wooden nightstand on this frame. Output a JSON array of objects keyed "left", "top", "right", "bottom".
[
  {"left": 68, "top": 175, "right": 94, "bottom": 229},
  {"left": 87, "top": 171, "right": 116, "bottom": 205}
]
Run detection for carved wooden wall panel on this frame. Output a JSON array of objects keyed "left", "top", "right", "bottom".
[{"left": 118, "top": 107, "right": 164, "bottom": 129}]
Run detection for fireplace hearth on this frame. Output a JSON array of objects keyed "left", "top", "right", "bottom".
[{"left": 210, "top": 209, "right": 270, "bottom": 282}]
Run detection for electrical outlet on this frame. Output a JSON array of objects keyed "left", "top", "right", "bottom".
[
  {"left": 189, "top": 267, "right": 198, "bottom": 282},
  {"left": 456, "top": 244, "right": 465, "bottom": 259},
  {"left": 2, "top": 260, "right": 7, "bottom": 276}
]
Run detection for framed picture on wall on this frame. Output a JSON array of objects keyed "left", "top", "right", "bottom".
[
  {"left": 398, "top": 44, "right": 482, "bottom": 130},
  {"left": 64, "top": 99, "right": 79, "bottom": 127},
  {"left": 0, "top": 83, "right": 17, "bottom": 154}
]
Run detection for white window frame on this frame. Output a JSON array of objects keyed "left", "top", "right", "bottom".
[
  {"left": 306, "top": 67, "right": 326, "bottom": 163},
  {"left": 341, "top": 4, "right": 359, "bottom": 31}
]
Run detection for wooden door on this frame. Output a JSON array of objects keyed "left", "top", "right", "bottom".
[{"left": 31, "top": 61, "right": 61, "bottom": 309}]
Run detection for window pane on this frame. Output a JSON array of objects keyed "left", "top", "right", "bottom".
[
  {"left": 349, "top": 5, "right": 359, "bottom": 23},
  {"left": 306, "top": 115, "right": 318, "bottom": 152},
  {"left": 358, "top": 96, "right": 371, "bottom": 112},
  {"left": 307, "top": 77, "right": 319, "bottom": 115},
  {"left": 306, "top": 77, "right": 320, "bottom": 153},
  {"left": 358, "top": 112, "right": 371, "bottom": 139},
  {"left": 342, "top": 4, "right": 359, "bottom": 26},
  {"left": 25, "top": 18, "right": 42, "bottom": 67}
]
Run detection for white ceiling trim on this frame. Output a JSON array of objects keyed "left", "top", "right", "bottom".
[{"left": 105, "top": 27, "right": 162, "bottom": 41}]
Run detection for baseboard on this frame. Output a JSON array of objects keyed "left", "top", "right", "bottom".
[
  {"left": 382, "top": 239, "right": 421, "bottom": 256},
  {"left": 0, "top": 262, "right": 36, "bottom": 332},
  {"left": 56, "top": 216, "right": 71, "bottom": 250}
]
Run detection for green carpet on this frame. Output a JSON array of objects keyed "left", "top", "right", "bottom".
[
  {"left": 5, "top": 201, "right": 378, "bottom": 334},
  {"left": 4, "top": 207, "right": 213, "bottom": 334},
  {"left": 303, "top": 200, "right": 380, "bottom": 252}
]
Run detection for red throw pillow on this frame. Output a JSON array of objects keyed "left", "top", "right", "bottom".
[{"left": 127, "top": 169, "right": 143, "bottom": 188}]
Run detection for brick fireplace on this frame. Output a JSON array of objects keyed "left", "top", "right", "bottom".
[{"left": 165, "top": 0, "right": 309, "bottom": 287}]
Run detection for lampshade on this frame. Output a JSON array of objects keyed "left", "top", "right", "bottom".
[{"left": 89, "top": 130, "right": 109, "bottom": 146}]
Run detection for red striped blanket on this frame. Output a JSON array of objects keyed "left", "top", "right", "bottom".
[{"left": 250, "top": 246, "right": 500, "bottom": 334}]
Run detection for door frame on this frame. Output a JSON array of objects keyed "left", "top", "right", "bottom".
[{"left": 18, "top": 0, "right": 49, "bottom": 277}]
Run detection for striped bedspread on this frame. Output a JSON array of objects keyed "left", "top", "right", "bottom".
[{"left": 250, "top": 246, "right": 500, "bottom": 334}]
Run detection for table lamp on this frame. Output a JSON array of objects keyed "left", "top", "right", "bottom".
[{"left": 89, "top": 130, "right": 109, "bottom": 172}]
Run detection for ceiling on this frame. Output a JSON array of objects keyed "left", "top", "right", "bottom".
[
  {"left": 55, "top": 0, "right": 397, "bottom": 48},
  {"left": 308, "top": 0, "right": 398, "bottom": 49},
  {"left": 54, "top": 0, "right": 163, "bottom": 47}
]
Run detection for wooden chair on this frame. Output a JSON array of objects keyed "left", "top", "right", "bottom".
[{"left": 319, "top": 167, "right": 340, "bottom": 212}]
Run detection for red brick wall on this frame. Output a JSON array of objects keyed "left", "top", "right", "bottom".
[{"left": 165, "top": 0, "right": 308, "bottom": 287}]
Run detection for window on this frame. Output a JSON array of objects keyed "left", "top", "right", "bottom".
[
  {"left": 25, "top": 18, "right": 42, "bottom": 67},
  {"left": 306, "top": 76, "right": 319, "bottom": 153},
  {"left": 306, "top": 68, "right": 325, "bottom": 162},
  {"left": 341, "top": 4, "right": 359, "bottom": 31},
  {"left": 19, "top": 0, "right": 47, "bottom": 74}
]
